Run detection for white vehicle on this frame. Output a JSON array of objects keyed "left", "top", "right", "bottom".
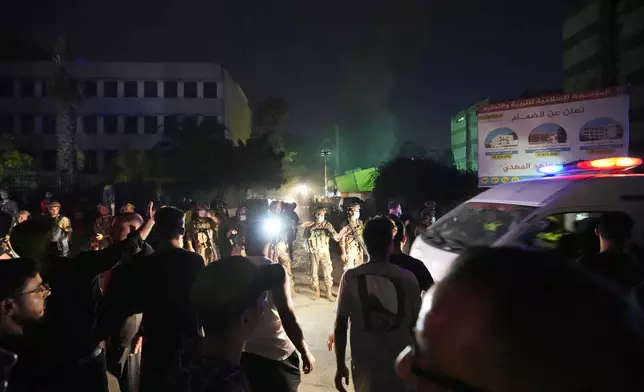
[{"left": 410, "top": 157, "right": 644, "bottom": 282}]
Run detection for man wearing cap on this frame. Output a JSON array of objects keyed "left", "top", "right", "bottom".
[
  {"left": 340, "top": 202, "right": 365, "bottom": 271},
  {"left": 303, "top": 207, "right": 349, "bottom": 300},
  {"left": 93, "top": 202, "right": 113, "bottom": 250},
  {"left": 187, "top": 256, "right": 285, "bottom": 392},
  {"left": 47, "top": 201, "right": 72, "bottom": 257},
  {"left": 187, "top": 204, "right": 220, "bottom": 264}
]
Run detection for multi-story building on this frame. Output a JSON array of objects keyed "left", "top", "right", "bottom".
[
  {"left": 0, "top": 61, "right": 252, "bottom": 172},
  {"left": 563, "top": 0, "right": 644, "bottom": 151},
  {"left": 450, "top": 100, "right": 488, "bottom": 171}
]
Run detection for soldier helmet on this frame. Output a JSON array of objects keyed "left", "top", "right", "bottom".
[
  {"left": 346, "top": 201, "right": 361, "bottom": 212},
  {"left": 313, "top": 206, "right": 327, "bottom": 215}
]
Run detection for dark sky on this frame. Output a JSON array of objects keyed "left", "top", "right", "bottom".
[{"left": 5, "top": 0, "right": 565, "bottom": 149}]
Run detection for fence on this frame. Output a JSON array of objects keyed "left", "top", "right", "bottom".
[{"left": 2, "top": 170, "right": 107, "bottom": 194}]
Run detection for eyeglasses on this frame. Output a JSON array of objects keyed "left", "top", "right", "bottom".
[
  {"left": 407, "top": 344, "right": 491, "bottom": 392},
  {"left": 20, "top": 283, "right": 51, "bottom": 296}
]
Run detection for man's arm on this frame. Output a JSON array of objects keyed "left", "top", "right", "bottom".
[
  {"left": 334, "top": 271, "right": 351, "bottom": 370},
  {"left": 273, "top": 265, "right": 315, "bottom": 372},
  {"left": 74, "top": 216, "right": 155, "bottom": 279}
]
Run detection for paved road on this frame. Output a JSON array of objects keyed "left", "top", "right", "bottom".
[{"left": 292, "top": 265, "right": 354, "bottom": 392}]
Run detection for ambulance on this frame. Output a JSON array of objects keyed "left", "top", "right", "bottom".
[{"left": 410, "top": 157, "right": 644, "bottom": 282}]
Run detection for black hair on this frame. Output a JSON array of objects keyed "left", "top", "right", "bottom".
[
  {"left": 597, "top": 211, "right": 633, "bottom": 242},
  {"left": 441, "top": 247, "right": 644, "bottom": 391},
  {"left": 391, "top": 216, "right": 406, "bottom": 248},
  {"left": 245, "top": 220, "right": 269, "bottom": 257},
  {"left": 0, "top": 258, "right": 40, "bottom": 301},
  {"left": 363, "top": 216, "right": 395, "bottom": 259},
  {"left": 388, "top": 200, "right": 401, "bottom": 210},
  {"left": 154, "top": 206, "right": 185, "bottom": 239},
  {"left": 0, "top": 211, "right": 12, "bottom": 238}
]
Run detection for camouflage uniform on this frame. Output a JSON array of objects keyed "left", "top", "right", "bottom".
[
  {"left": 93, "top": 215, "right": 114, "bottom": 250},
  {"left": 341, "top": 218, "right": 365, "bottom": 270},
  {"left": 305, "top": 220, "right": 341, "bottom": 299},
  {"left": 187, "top": 216, "right": 220, "bottom": 265}
]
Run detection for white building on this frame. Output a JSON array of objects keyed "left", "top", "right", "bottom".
[
  {"left": 0, "top": 61, "right": 252, "bottom": 172},
  {"left": 490, "top": 134, "right": 517, "bottom": 148}
]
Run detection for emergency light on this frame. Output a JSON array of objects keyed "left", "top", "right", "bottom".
[{"left": 537, "top": 157, "right": 642, "bottom": 175}]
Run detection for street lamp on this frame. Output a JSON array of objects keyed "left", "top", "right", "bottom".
[{"left": 320, "top": 149, "right": 331, "bottom": 198}]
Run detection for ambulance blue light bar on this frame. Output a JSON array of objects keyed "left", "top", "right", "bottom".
[{"left": 538, "top": 157, "right": 642, "bottom": 175}]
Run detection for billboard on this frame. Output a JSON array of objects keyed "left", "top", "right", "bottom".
[{"left": 477, "top": 87, "right": 630, "bottom": 187}]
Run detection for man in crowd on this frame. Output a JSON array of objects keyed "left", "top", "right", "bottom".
[
  {"left": 241, "top": 221, "right": 315, "bottom": 392},
  {"left": 388, "top": 201, "right": 402, "bottom": 220},
  {"left": 578, "top": 211, "right": 644, "bottom": 292},
  {"left": 0, "top": 211, "right": 13, "bottom": 259},
  {"left": 9, "top": 205, "right": 155, "bottom": 392},
  {"left": 40, "top": 192, "right": 52, "bottom": 215},
  {"left": 396, "top": 247, "right": 644, "bottom": 392},
  {"left": 98, "top": 212, "right": 154, "bottom": 392},
  {"left": 391, "top": 218, "right": 434, "bottom": 292},
  {"left": 110, "top": 206, "right": 204, "bottom": 392},
  {"left": 226, "top": 205, "right": 248, "bottom": 256},
  {"left": 266, "top": 201, "right": 294, "bottom": 286},
  {"left": 334, "top": 216, "right": 420, "bottom": 392},
  {"left": 186, "top": 204, "right": 220, "bottom": 264},
  {"left": 0, "top": 190, "right": 19, "bottom": 227},
  {"left": 93, "top": 202, "right": 113, "bottom": 250},
  {"left": 187, "top": 256, "right": 285, "bottom": 392},
  {"left": 304, "top": 207, "right": 348, "bottom": 301},
  {"left": 47, "top": 201, "right": 72, "bottom": 257},
  {"left": 340, "top": 202, "right": 365, "bottom": 271},
  {"left": 0, "top": 258, "right": 51, "bottom": 391},
  {"left": 17, "top": 211, "right": 30, "bottom": 225}
]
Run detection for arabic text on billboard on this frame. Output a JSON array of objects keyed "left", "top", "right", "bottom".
[{"left": 477, "top": 87, "right": 630, "bottom": 187}]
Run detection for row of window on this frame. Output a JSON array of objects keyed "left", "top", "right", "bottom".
[
  {"left": 39, "top": 149, "right": 138, "bottom": 172},
  {"left": 0, "top": 79, "right": 219, "bottom": 99},
  {"left": 0, "top": 114, "right": 221, "bottom": 135}
]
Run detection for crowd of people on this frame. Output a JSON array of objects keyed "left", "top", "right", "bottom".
[{"left": 1, "top": 189, "right": 644, "bottom": 392}]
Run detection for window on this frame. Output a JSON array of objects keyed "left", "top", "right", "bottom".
[
  {"left": 164, "top": 81, "right": 178, "bottom": 98},
  {"left": 203, "top": 82, "right": 218, "bottom": 98},
  {"left": 103, "top": 115, "right": 118, "bottom": 134},
  {"left": 0, "top": 115, "right": 14, "bottom": 134},
  {"left": 144, "top": 116, "right": 158, "bottom": 134},
  {"left": 104, "top": 150, "right": 118, "bottom": 168},
  {"left": 124, "top": 116, "right": 138, "bottom": 134},
  {"left": 0, "top": 79, "right": 13, "bottom": 97},
  {"left": 164, "top": 115, "right": 178, "bottom": 131},
  {"left": 42, "top": 150, "right": 57, "bottom": 170},
  {"left": 183, "top": 82, "right": 197, "bottom": 98},
  {"left": 83, "top": 115, "right": 98, "bottom": 134},
  {"left": 124, "top": 81, "right": 138, "bottom": 98},
  {"left": 20, "top": 79, "right": 35, "bottom": 97},
  {"left": 40, "top": 80, "right": 50, "bottom": 97},
  {"left": 144, "top": 81, "right": 158, "bottom": 98},
  {"left": 83, "top": 80, "right": 98, "bottom": 98},
  {"left": 20, "top": 115, "right": 34, "bottom": 134},
  {"left": 84, "top": 150, "right": 98, "bottom": 173},
  {"left": 522, "top": 212, "right": 607, "bottom": 259},
  {"left": 42, "top": 114, "right": 56, "bottom": 134},
  {"left": 103, "top": 81, "right": 118, "bottom": 97},
  {"left": 424, "top": 202, "right": 536, "bottom": 250}
]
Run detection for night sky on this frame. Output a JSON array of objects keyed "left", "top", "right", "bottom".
[{"left": 5, "top": 0, "right": 565, "bottom": 149}]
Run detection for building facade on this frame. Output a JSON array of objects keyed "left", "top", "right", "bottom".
[
  {"left": 450, "top": 100, "right": 488, "bottom": 171},
  {"left": 563, "top": 0, "right": 644, "bottom": 151},
  {"left": 0, "top": 61, "right": 252, "bottom": 172}
]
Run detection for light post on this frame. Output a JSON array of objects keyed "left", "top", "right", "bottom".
[{"left": 320, "top": 149, "right": 331, "bottom": 198}]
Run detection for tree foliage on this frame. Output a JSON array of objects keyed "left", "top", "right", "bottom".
[
  {"left": 253, "top": 96, "right": 288, "bottom": 134},
  {"left": 0, "top": 136, "right": 34, "bottom": 186},
  {"left": 373, "top": 157, "right": 478, "bottom": 214},
  {"left": 137, "top": 119, "right": 285, "bottom": 197}
]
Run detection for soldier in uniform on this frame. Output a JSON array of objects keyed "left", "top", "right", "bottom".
[
  {"left": 186, "top": 204, "right": 220, "bottom": 264},
  {"left": 47, "top": 201, "right": 72, "bottom": 257},
  {"left": 303, "top": 207, "right": 349, "bottom": 301},
  {"left": 93, "top": 202, "right": 114, "bottom": 250},
  {"left": 340, "top": 202, "right": 365, "bottom": 271}
]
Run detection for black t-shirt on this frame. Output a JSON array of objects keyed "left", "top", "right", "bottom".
[
  {"left": 578, "top": 251, "right": 644, "bottom": 292},
  {"left": 389, "top": 253, "right": 434, "bottom": 292}
]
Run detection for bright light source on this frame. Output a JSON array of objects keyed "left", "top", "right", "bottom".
[
  {"left": 538, "top": 164, "right": 564, "bottom": 174},
  {"left": 295, "top": 184, "right": 309, "bottom": 194},
  {"left": 577, "top": 157, "right": 643, "bottom": 170},
  {"left": 264, "top": 216, "right": 282, "bottom": 236}
]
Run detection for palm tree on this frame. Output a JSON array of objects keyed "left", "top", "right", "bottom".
[{"left": 50, "top": 34, "right": 82, "bottom": 173}]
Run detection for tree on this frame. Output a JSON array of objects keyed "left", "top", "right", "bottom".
[
  {"left": 373, "top": 157, "right": 478, "bottom": 215},
  {"left": 253, "top": 96, "right": 288, "bottom": 135},
  {"left": 0, "top": 136, "right": 34, "bottom": 188},
  {"left": 397, "top": 141, "right": 427, "bottom": 159}
]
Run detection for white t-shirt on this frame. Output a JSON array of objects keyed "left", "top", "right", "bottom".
[
  {"left": 244, "top": 256, "right": 296, "bottom": 361},
  {"left": 337, "top": 261, "right": 420, "bottom": 392}
]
